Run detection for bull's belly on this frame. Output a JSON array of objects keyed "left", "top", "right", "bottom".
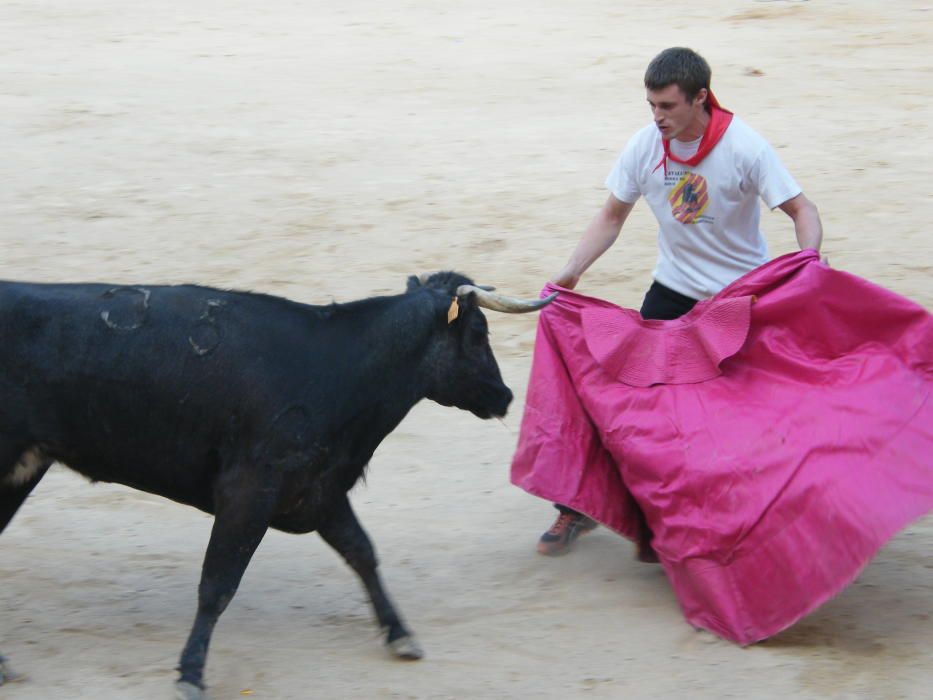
[
  {"left": 267, "top": 462, "right": 366, "bottom": 535},
  {"left": 269, "top": 511, "right": 320, "bottom": 534},
  {"left": 49, "top": 450, "right": 219, "bottom": 515},
  {"left": 33, "top": 439, "right": 366, "bottom": 534},
  {"left": 267, "top": 485, "right": 340, "bottom": 535}
]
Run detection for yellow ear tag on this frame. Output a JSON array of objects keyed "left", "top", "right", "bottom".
[{"left": 447, "top": 297, "right": 459, "bottom": 324}]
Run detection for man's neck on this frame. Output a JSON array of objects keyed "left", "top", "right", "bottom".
[{"left": 676, "top": 109, "right": 711, "bottom": 142}]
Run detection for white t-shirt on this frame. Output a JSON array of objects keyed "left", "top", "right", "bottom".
[{"left": 605, "top": 116, "right": 801, "bottom": 300}]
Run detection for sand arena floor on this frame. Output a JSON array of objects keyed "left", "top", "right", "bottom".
[{"left": 1, "top": 1, "right": 931, "bottom": 698}]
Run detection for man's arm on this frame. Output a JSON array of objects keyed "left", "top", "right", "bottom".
[
  {"left": 778, "top": 193, "right": 823, "bottom": 252},
  {"left": 551, "top": 194, "right": 634, "bottom": 289}
]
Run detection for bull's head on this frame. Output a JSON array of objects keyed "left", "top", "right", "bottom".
[{"left": 407, "top": 272, "right": 557, "bottom": 419}]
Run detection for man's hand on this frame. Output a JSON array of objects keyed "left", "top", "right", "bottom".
[{"left": 550, "top": 266, "right": 581, "bottom": 289}]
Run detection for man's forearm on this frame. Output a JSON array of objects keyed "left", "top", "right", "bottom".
[
  {"left": 780, "top": 194, "right": 823, "bottom": 252},
  {"left": 564, "top": 217, "right": 622, "bottom": 276},
  {"left": 552, "top": 198, "right": 633, "bottom": 289},
  {"left": 794, "top": 202, "right": 823, "bottom": 251}
]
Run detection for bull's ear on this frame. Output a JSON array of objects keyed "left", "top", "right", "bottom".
[
  {"left": 406, "top": 275, "right": 422, "bottom": 292},
  {"left": 453, "top": 289, "right": 478, "bottom": 320},
  {"left": 447, "top": 297, "right": 460, "bottom": 324},
  {"left": 455, "top": 288, "right": 477, "bottom": 308},
  {"left": 446, "top": 290, "right": 476, "bottom": 325}
]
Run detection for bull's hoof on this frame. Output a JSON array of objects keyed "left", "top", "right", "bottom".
[
  {"left": 387, "top": 635, "right": 424, "bottom": 660},
  {"left": 175, "top": 680, "right": 206, "bottom": 700},
  {"left": 0, "top": 655, "right": 24, "bottom": 685}
]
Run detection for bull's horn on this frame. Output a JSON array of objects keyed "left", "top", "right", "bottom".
[
  {"left": 456, "top": 285, "right": 558, "bottom": 313},
  {"left": 418, "top": 274, "right": 495, "bottom": 292}
]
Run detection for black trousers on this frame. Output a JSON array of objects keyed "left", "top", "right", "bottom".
[
  {"left": 637, "top": 280, "right": 698, "bottom": 321},
  {"left": 555, "top": 280, "right": 698, "bottom": 517}
]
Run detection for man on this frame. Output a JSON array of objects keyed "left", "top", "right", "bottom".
[{"left": 537, "top": 47, "right": 823, "bottom": 558}]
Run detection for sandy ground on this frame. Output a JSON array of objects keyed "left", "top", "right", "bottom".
[{"left": 1, "top": 1, "right": 931, "bottom": 698}]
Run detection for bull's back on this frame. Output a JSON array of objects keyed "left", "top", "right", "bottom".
[{"left": 0, "top": 281, "right": 327, "bottom": 508}]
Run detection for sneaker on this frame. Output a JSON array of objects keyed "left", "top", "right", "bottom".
[{"left": 536, "top": 511, "right": 598, "bottom": 556}]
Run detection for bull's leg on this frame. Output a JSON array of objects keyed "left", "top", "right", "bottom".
[
  {"left": 0, "top": 444, "right": 50, "bottom": 534},
  {"left": 317, "top": 496, "right": 423, "bottom": 660},
  {"left": 175, "top": 471, "right": 278, "bottom": 700},
  {"left": 0, "top": 441, "right": 51, "bottom": 686}
]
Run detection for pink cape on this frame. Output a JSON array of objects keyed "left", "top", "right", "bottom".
[{"left": 511, "top": 250, "right": 933, "bottom": 644}]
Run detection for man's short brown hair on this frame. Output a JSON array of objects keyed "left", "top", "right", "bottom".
[{"left": 644, "top": 47, "right": 711, "bottom": 102}]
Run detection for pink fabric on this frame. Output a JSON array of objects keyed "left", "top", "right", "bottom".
[
  {"left": 581, "top": 294, "right": 754, "bottom": 387},
  {"left": 511, "top": 250, "right": 933, "bottom": 644}
]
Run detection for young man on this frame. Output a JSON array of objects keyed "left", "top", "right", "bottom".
[{"left": 537, "top": 47, "right": 823, "bottom": 558}]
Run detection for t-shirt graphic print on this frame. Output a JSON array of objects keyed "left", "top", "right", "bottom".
[{"left": 668, "top": 172, "right": 709, "bottom": 224}]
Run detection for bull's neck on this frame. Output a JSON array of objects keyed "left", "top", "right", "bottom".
[{"left": 320, "top": 292, "right": 438, "bottom": 463}]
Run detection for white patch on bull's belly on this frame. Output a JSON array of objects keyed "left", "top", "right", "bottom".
[{"left": 5, "top": 447, "right": 47, "bottom": 486}]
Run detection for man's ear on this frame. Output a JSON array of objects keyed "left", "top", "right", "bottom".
[{"left": 406, "top": 275, "right": 422, "bottom": 292}]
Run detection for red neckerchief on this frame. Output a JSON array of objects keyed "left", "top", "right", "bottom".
[{"left": 653, "top": 91, "right": 733, "bottom": 176}]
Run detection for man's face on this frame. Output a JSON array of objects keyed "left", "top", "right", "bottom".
[{"left": 647, "top": 84, "right": 708, "bottom": 141}]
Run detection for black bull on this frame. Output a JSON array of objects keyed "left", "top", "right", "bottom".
[{"left": 0, "top": 272, "right": 555, "bottom": 699}]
